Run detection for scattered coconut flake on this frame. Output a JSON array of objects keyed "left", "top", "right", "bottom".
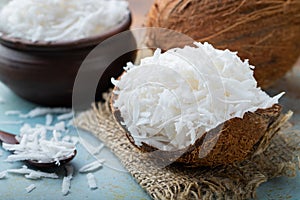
[
  {"left": 113, "top": 42, "right": 284, "bottom": 151},
  {"left": 71, "top": 136, "right": 80, "bottom": 146},
  {"left": 19, "top": 107, "right": 72, "bottom": 118},
  {"left": 92, "top": 143, "right": 105, "bottom": 156},
  {"left": 25, "top": 171, "right": 58, "bottom": 180},
  {"left": 62, "top": 176, "right": 71, "bottom": 196},
  {"left": 45, "top": 114, "right": 53, "bottom": 126},
  {"left": 62, "top": 165, "right": 73, "bottom": 196},
  {"left": 79, "top": 160, "right": 105, "bottom": 173},
  {"left": 25, "top": 184, "right": 36, "bottom": 193},
  {"left": 80, "top": 138, "right": 105, "bottom": 155},
  {"left": 0, "top": 171, "right": 7, "bottom": 179},
  {"left": 4, "top": 110, "right": 22, "bottom": 116},
  {"left": 36, "top": 121, "right": 66, "bottom": 132},
  {"left": 62, "top": 135, "right": 71, "bottom": 142},
  {"left": 7, "top": 165, "right": 58, "bottom": 179},
  {"left": 57, "top": 112, "right": 74, "bottom": 121},
  {"left": 62, "top": 136, "right": 79, "bottom": 146},
  {"left": 86, "top": 173, "right": 97, "bottom": 189},
  {"left": 0, "top": 0, "right": 129, "bottom": 42},
  {"left": 67, "top": 119, "right": 74, "bottom": 127},
  {"left": 0, "top": 96, "right": 5, "bottom": 104},
  {"left": 0, "top": 120, "right": 23, "bottom": 125}
]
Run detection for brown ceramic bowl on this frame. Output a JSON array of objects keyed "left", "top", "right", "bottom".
[{"left": 0, "top": 12, "right": 136, "bottom": 107}]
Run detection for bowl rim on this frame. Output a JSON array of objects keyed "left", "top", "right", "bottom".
[{"left": 0, "top": 11, "right": 132, "bottom": 51}]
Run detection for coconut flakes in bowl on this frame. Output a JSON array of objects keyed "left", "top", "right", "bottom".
[
  {"left": 0, "top": 0, "right": 129, "bottom": 42},
  {"left": 112, "top": 42, "right": 284, "bottom": 152}
]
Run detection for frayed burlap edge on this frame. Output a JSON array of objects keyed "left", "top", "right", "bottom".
[{"left": 74, "top": 101, "right": 300, "bottom": 200}]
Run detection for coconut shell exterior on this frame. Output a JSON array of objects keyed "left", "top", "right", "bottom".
[
  {"left": 146, "top": 0, "right": 300, "bottom": 88},
  {"left": 110, "top": 90, "right": 282, "bottom": 167}
]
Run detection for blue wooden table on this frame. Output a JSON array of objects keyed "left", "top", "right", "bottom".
[
  {"left": 0, "top": 82, "right": 150, "bottom": 200},
  {"left": 0, "top": 69, "right": 299, "bottom": 200}
]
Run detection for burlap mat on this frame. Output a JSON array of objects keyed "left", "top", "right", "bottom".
[{"left": 74, "top": 99, "right": 300, "bottom": 200}]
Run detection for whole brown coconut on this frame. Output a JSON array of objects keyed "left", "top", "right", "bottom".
[
  {"left": 146, "top": 0, "right": 300, "bottom": 88},
  {"left": 111, "top": 91, "right": 282, "bottom": 167}
]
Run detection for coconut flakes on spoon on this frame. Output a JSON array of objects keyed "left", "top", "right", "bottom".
[{"left": 2, "top": 124, "right": 76, "bottom": 165}]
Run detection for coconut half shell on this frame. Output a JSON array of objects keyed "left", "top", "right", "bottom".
[
  {"left": 110, "top": 89, "right": 282, "bottom": 167},
  {"left": 146, "top": 0, "right": 300, "bottom": 88}
]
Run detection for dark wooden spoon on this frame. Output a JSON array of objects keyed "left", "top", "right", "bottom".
[{"left": 0, "top": 130, "right": 76, "bottom": 168}]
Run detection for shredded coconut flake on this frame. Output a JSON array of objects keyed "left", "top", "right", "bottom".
[
  {"left": 19, "top": 107, "right": 72, "bottom": 118},
  {"left": 0, "top": 120, "right": 23, "bottom": 125},
  {"left": 45, "top": 114, "right": 53, "bottom": 126},
  {"left": 0, "top": 171, "right": 7, "bottom": 179},
  {"left": 80, "top": 138, "right": 105, "bottom": 155},
  {"left": 36, "top": 121, "right": 66, "bottom": 132},
  {"left": 62, "top": 176, "right": 71, "bottom": 195},
  {"left": 62, "top": 165, "right": 73, "bottom": 196},
  {"left": 4, "top": 110, "right": 22, "bottom": 116},
  {"left": 113, "top": 42, "right": 284, "bottom": 151},
  {"left": 79, "top": 160, "right": 105, "bottom": 173},
  {"left": 92, "top": 143, "right": 105, "bottom": 155},
  {"left": 86, "top": 173, "right": 97, "bottom": 189},
  {"left": 7, "top": 165, "right": 58, "bottom": 179},
  {"left": 57, "top": 112, "right": 74, "bottom": 121},
  {"left": 0, "top": 96, "right": 5, "bottom": 104},
  {"left": 25, "top": 184, "right": 36, "bottom": 193},
  {"left": 0, "top": 0, "right": 129, "bottom": 42}
]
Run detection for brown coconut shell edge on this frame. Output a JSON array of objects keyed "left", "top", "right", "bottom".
[
  {"left": 110, "top": 89, "right": 281, "bottom": 167},
  {"left": 145, "top": 0, "right": 300, "bottom": 88}
]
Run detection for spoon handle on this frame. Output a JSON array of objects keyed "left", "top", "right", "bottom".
[{"left": 0, "top": 130, "right": 19, "bottom": 144}]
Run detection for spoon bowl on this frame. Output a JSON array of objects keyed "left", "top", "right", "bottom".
[{"left": 0, "top": 130, "right": 76, "bottom": 168}]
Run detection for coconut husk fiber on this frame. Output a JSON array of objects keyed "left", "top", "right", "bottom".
[
  {"left": 74, "top": 98, "right": 300, "bottom": 200},
  {"left": 146, "top": 0, "right": 300, "bottom": 88}
]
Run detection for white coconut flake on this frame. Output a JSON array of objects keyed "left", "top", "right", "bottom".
[
  {"left": 92, "top": 143, "right": 105, "bottom": 156},
  {"left": 0, "top": 0, "right": 129, "bottom": 42},
  {"left": 67, "top": 119, "right": 74, "bottom": 127},
  {"left": 62, "top": 176, "right": 71, "bottom": 196},
  {"left": 36, "top": 121, "right": 66, "bottom": 132},
  {"left": 0, "top": 96, "right": 5, "bottom": 104},
  {"left": 57, "top": 112, "right": 74, "bottom": 121},
  {"left": 19, "top": 107, "right": 72, "bottom": 118},
  {"left": 45, "top": 114, "right": 53, "bottom": 126},
  {"left": 86, "top": 173, "right": 97, "bottom": 189},
  {"left": 71, "top": 136, "right": 80, "bottom": 145},
  {"left": 113, "top": 42, "right": 284, "bottom": 151},
  {"left": 4, "top": 110, "right": 22, "bottom": 116},
  {"left": 80, "top": 139, "right": 105, "bottom": 156},
  {"left": 79, "top": 160, "right": 105, "bottom": 173},
  {"left": 7, "top": 165, "right": 58, "bottom": 179},
  {"left": 0, "top": 120, "right": 23, "bottom": 125},
  {"left": 25, "top": 184, "right": 36, "bottom": 193},
  {"left": 62, "top": 165, "right": 73, "bottom": 196},
  {"left": 0, "top": 171, "right": 7, "bottom": 179}
]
